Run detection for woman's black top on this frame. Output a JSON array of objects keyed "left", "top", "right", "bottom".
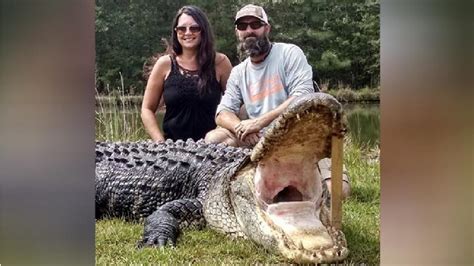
[{"left": 162, "top": 55, "right": 222, "bottom": 141}]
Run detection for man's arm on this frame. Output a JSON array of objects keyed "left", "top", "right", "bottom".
[
  {"left": 284, "top": 45, "right": 314, "bottom": 97},
  {"left": 236, "top": 96, "right": 295, "bottom": 140},
  {"left": 216, "top": 110, "right": 242, "bottom": 135},
  {"left": 215, "top": 67, "right": 244, "bottom": 133}
]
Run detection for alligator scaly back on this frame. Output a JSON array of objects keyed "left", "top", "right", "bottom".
[{"left": 95, "top": 139, "right": 250, "bottom": 222}]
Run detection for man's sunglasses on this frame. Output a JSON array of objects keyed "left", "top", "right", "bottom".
[
  {"left": 236, "top": 21, "right": 265, "bottom": 31},
  {"left": 175, "top": 25, "right": 201, "bottom": 34}
]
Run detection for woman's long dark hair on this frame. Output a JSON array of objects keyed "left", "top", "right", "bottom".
[{"left": 170, "top": 5, "right": 216, "bottom": 94}]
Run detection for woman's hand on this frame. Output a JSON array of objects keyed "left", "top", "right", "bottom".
[{"left": 153, "top": 136, "right": 165, "bottom": 143}]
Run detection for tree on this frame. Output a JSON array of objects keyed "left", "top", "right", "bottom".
[{"left": 95, "top": 0, "right": 380, "bottom": 94}]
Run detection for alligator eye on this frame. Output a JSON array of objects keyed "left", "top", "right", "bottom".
[{"left": 273, "top": 186, "right": 303, "bottom": 203}]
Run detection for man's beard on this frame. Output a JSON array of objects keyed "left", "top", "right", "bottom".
[{"left": 237, "top": 33, "right": 271, "bottom": 61}]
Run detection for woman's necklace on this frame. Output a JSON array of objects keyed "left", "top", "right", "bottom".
[{"left": 176, "top": 57, "right": 199, "bottom": 77}]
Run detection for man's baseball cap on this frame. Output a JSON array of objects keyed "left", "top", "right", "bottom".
[{"left": 234, "top": 4, "right": 269, "bottom": 24}]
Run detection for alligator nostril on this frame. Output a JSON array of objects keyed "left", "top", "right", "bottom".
[{"left": 273, "top": 186, "right": 303, "bottom": 203}]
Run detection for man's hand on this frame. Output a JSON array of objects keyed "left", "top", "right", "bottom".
[
  {"left": 243, "top": 132, "right": 261, "bottom": 146},
  {"left": 235, "top": 118, "right": 263, "bottom": 141}
]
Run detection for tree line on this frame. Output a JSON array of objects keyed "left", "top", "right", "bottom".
[{"left": 96, "top": 0, "right": 379, "bottom": 95}]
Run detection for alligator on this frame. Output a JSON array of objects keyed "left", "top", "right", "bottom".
[{"left": 95, "top": 92, "right": 349, "bottom": 263}]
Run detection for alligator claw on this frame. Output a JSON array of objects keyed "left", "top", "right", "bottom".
[
  {"left": 140, "top": 210, "right": 179, "bottom": 248},
  {"left": 156, "top": 236, "right": 176, "bottom": 247},
  {"left": 136, "top": 237, "right": 150, "bottom": 249},
  {"left": 137, "top": 235, "right": 177, "bottom": 248}
]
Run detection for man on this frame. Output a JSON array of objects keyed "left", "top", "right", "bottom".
[
  {"left": 205, "top": 4, "right": 350, "bottom": 198},
  {"left": 205, "top": 4, "right": 313, "bottom": 146}
]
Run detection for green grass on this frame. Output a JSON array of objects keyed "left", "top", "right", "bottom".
[
  {"left": 342, "top": 139, "right": 380, "bottom": 264},
  {"left": 96, "top": 220, "right": 282, "bottom": 264},
  {"left": 95, "top": 139, "right": 380, "bottom": 264}
]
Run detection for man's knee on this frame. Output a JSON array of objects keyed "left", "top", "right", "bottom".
[
  {"left": 205, "top": 128, "right": 232, "bottom": 144},
  {"left": 205, "top": 129, "right": 223, "bottom": 144},
  {"left": 205, "top": 128, "right": 241, "bottom": 147}
]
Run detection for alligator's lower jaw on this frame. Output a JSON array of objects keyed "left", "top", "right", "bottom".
[{"left": 266, "top": 202, "right": 333, "bottom": 250}]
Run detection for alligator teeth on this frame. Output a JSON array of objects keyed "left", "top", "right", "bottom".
[
  {"left": 324, "top": 249, "right": 334, "bottom": 257},
  {"left": 316, "top": 252, "right": 323, "bottom": 260},
  {"left": 297, "top": 241, "right": 304, "bottom": 250}
]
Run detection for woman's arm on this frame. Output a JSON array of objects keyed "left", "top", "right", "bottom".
[
  {"left": 215, "top": 53, "right": 233, "bottom": 93},
  {"left": 141, "top": 56, "right": 171, "bottom": 142}
]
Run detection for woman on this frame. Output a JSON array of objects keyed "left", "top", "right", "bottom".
[{"left": 141, "top": 5, "right": 232, "bottom": 142}]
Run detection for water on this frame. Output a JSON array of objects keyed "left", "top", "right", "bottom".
[
  {"left": 96, "top": 103, "right": 380, "bottom": 148},
  {"left": 343, "top": 103, "right": 380, "bottom": 148}
]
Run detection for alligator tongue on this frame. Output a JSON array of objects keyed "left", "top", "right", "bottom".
[{"left": 266, "top": 202, "right": 333, "bottom": 250}]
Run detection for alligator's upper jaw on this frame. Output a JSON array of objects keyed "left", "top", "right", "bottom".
[
  {"left": 251, "top": 93, "right": 348, "bottom": 262},
  {"left": 251, "top": 92, "right": 343, "bottom": 162}
]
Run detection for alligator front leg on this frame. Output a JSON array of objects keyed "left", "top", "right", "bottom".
[{"left": 138, "top": 199, "right": 205, "bottom": 247}]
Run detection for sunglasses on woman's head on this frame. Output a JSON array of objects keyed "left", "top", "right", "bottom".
[
  {"left": 175, "top": 25, "right": 202, "bottom": 34},
  {"left": 236, "top": 21, "right": 265, "bottom": 31}
]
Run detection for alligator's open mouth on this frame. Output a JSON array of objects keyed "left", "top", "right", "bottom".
[
  {"left": 250, "top": 93, "right": 348, "bottom": 261},
  {"left": 255, "top": 153, "right": 321, "bottom": 210},
  {"left": 273, "top": 185, "right": 303, "bottom": 202},
  {"left": 253, "top": 116, "right": 329, "bottom": 251},
  {"left": 253, "top": 93, "right": 341, "bottom": 213}
]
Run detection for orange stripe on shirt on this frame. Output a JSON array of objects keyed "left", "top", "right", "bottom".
[{"left": 248, "top": 75, "right": 284, "bottom": 103}]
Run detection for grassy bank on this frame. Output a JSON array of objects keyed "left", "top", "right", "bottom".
[
  {"left": 95, "top": 87, "right": 380, "bottom": 108},
  {"left": 95, "top": 96, "right": 146, "bottom": 141},
  {"left": 95, "top": 138, "right": 380, "bottom": 264},
  {"left": 326, "top": 87, "right": 380, "bottom": 103},
  {"left": 96, "top": 95, "right": 143, "bottom": 107}
]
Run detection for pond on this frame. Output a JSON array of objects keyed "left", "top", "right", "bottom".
[
  {"left": 96, "top": 103, "right": 380, "bottom": 148},
  {"left": 343, "top": 103, "right": 380, "bottom": 148}
]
